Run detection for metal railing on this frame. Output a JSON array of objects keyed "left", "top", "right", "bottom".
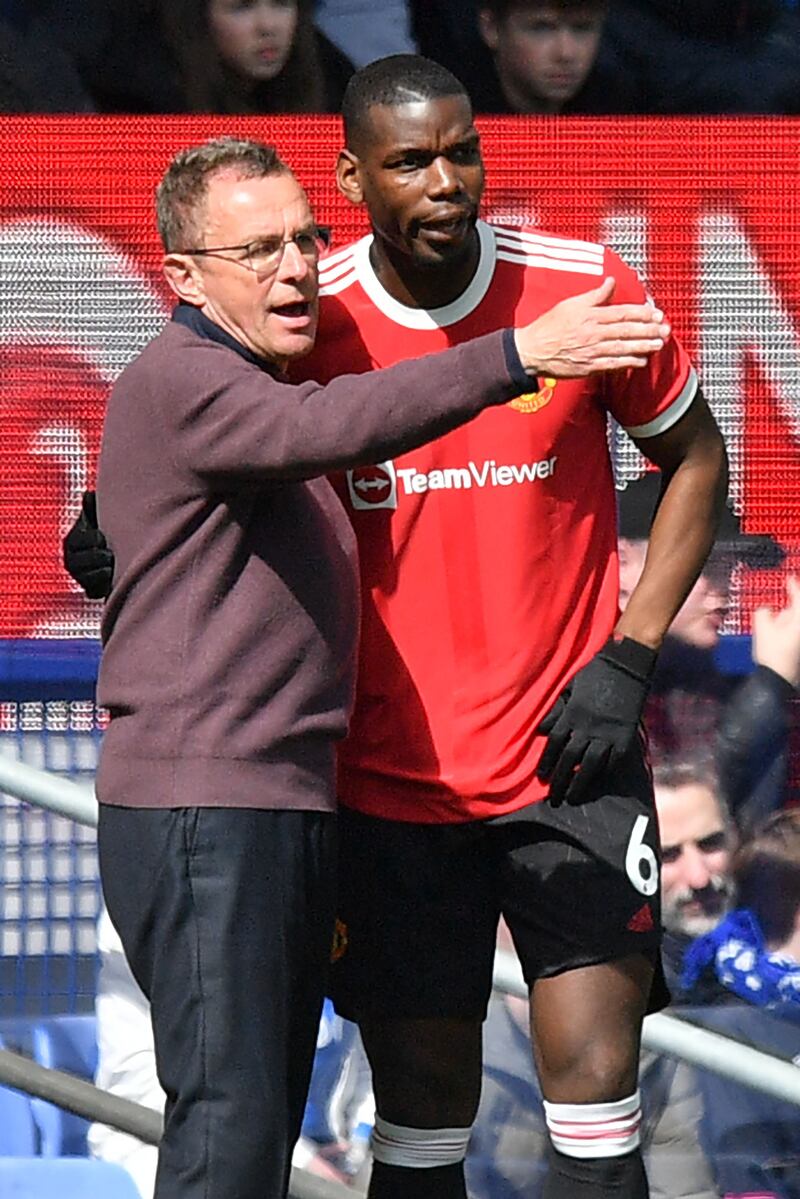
[
  {"left": 0, "top": 1049, "right": 356, "bottom": 1199},
  {"left": 1, "top": 749, "right": 799, "bottom": 1199}
]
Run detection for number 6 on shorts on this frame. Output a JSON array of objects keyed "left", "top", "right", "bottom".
[{"left": 625, "top": 814, "right": 658, "bottom": 897}]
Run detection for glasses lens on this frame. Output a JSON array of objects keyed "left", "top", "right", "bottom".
[{"left": 246, "top": 239, "right": 283, "bottom": 274}]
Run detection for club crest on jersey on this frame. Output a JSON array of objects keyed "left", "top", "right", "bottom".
[
  {"left": 347, "top": 461, "right": 398, "bottom": 510},
  {"left": 509, "top": 377, "right": 557, "bottom": 415}
]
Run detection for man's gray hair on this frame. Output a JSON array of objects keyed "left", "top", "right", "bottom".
[
  {"left": 156, "top": 137, "right": 290, "bottom": 252},
  {"left": 652, "top": 754, "right": 733, "bottom": 833}
]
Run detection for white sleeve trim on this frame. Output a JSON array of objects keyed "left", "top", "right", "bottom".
[{"left": 624, "top": 367, "right": 698, "bottom": 439}]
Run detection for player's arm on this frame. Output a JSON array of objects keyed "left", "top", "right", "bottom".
[
  {"left": 537, "top": 391, "right": 727, "bottom": 805},
  {"left": 615, "top": 389, "right": 729, "bottom": 650}
]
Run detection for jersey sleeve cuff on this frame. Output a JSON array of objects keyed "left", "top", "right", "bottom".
[
  {"left": 624, "top": 367, "right": 698, "bottom": 439},
  {"left": 502, "top": 327, "right": 534, "bottom": 393}
]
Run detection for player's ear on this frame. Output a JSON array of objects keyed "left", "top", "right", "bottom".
[
  {"left": 163, "top": 253, "right": 206, "bottom": 306},
  {"left": 336, "top": 149, "right": 364, "bottom": 206}
]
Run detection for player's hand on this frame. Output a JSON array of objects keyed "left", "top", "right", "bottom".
[
  {"left": 513, "top": 276, "right": 671, "bottom": 378},
  {"left": 62, "top": 490, "right": 114, "bottom": 600},
  {"left": 536, "top": 636, "right": 657, "bottom": 805},
  {"left": 752, "top": 574, "right": 800, "bottom": 689}
]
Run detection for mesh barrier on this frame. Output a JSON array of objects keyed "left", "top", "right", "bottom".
[{"left": 0, "top": 115, "right": 799, "bottom": 1013}]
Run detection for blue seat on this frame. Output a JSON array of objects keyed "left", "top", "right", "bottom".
[
  {"left": 0, "top": 1157, "right": 141, "bottom": 1198},
  {"left": 30, "top": 1014, "right": 98, "bottom": 1157},
  {"left": 0, "top": 1034, "right": 38, "bottom": 1155}
]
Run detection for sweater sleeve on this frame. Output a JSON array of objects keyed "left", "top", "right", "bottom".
[{"left": 165, "top": 328, "right": 525, "bottom": 483}]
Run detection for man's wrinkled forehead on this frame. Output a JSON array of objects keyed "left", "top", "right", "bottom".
[{"left": 202, "top": 170, "right": 313, "bottom": 241}]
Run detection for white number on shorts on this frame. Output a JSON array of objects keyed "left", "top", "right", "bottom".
[{"left": 625, "top": 815, "right": 658, "bottom": 897}]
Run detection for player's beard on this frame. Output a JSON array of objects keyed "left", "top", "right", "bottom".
[
  {"left": 407, "top": 210, "right": 479, "bottom": 269},
  {"left": 662, "top": 873, "right": 735, "bottom": 937}
]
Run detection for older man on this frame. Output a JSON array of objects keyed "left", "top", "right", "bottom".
[
  {"left": 653, "top": 758, "right": 737, "bottom": 1001},
  {"left": 92, "top": 134, "right": 669, "bottom": 1199}
]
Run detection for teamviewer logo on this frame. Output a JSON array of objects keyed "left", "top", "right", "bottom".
[{"left": 347, "top": 461, "right": 398, "bottom": 510}]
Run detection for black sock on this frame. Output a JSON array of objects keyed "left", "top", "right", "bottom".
[
  {"left": 367, "top": 1160, "right": 468, "bottom": 1198},
  {"left": 542, "top": 1144, "right": 648, "bottom": 1199}
]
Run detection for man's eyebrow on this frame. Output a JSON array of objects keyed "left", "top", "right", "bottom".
[{"left": 383, "top": 132, "right": 481, "bottom": 160}]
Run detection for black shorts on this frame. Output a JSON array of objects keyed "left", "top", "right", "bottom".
[{"left": 330, "top": 744, "right": 667, "bottom": 1022}]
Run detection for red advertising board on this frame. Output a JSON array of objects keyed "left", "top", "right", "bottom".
[{"left": 1, "top": 115, "right": 798, "bottom": 638}]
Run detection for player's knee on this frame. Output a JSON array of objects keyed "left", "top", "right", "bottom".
[
  {"left": 542, "top": 1039, "right": 638, "bottom": 1104},
  {"left": 368, "top": 1035, "right": 481, "bottom": 1127},
  {"left": 374, "top": 1074, "right": 480, "bottom": 1128}
]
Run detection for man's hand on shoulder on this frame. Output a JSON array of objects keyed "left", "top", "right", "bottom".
[
  {"left": 513, "top": 276, "right": 671, "bottom": 379},
  {"left": 62, "top": 490, "right": 114, "bottom": 600},
  {"left": 536, "top": 636, "right": 657, "bottom": 805}
]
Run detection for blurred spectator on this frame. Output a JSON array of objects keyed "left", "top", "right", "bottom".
[
  {"left": 679, "top": 810, "right": 800, "bottom": 1196},
  {"left": 90, "top": 908, "right": 373, "bottom": 1197},
  {"left": 160, "top": 0, "right": 354, "bottom": 113},
  {"left": 0, "top": 0, "right": 27, "bottom": 30},
  {"left": 471, "top": 0, "right": 639, "bottom": 114},
  {"left": 30, "top": 0, "right": 353, "bottom": 113},
  {"left": 28, "top": 0, "right": 180, "bottom": 112},
  {"left": 618, "top": 471, "right": 797, "bottom": 831},
  {"left": 88, "top": 907, "right": 160, "bottom": 1199},
  {"left": 684, "top": 809, "right": 800, "bottom": 1008},
  {"left": 293, "top": 998, "right": 374, "bottom": 1188},
  {"left": 602, "top": 0, "right": 800, "bottom": 114},
  {"left": 0, "top": 16, "right": 94, "bottom": 112},
  {"left": 653, "top": 757, "right": 737, "bottom": 1003},
  {"left": 466, "top": 925, "right": 717, "bottom": 1199},
  {"left": 313, "top": 0, "right": 417, "bottom": 67},
  {"left": 410, "top": 0, "right": 491, "bottom": 86}
]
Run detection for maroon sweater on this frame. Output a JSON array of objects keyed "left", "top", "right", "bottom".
[{"left": 96, "top": 313, "right": 528, "bottom": 811}]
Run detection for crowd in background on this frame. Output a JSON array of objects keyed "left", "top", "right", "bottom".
[{"left": 3, "top": 0, "right": 800, "bottom": 117}]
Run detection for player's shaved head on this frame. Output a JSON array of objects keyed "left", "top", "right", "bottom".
[{"left": 341, "top": 54, "right": 471, "bottom": 155}]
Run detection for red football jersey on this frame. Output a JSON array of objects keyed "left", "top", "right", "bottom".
[{"left": 296, "top": 221, "right": 697, "bottom": 823}]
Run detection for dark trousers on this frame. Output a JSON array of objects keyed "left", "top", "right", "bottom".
[{"left": 97, "top": 805, "right": 337, "bottom": 1199}]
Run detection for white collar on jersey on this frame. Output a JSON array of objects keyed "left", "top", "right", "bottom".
[{"left": 351, "top": 218, "right": 497, "bottom": 330}]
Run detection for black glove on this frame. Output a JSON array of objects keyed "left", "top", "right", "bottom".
[
  {"left": 62, "top": 490, "right": 114, "bottom": 600},
  {"left": 536, "top": 636, "right": 657, "bottom": 806}
]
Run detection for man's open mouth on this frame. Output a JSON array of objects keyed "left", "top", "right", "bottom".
[{"left": 273, "top": 302, "right": 311, "bottom": 318}]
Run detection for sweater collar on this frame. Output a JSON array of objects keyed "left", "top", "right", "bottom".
[{"left": 172, "top": 303, "right": 280, "bottom": 375}]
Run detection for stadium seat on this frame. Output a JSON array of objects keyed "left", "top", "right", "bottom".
[
  {"left": 0, "top": 1157, "right": 141, "bottom": 1198},
  {"left": 30, "top": 1014, "right": 98, "bottom": 1156},
  {"left": 0, "top": 1034, "right": 38, "bottom": 1155}
]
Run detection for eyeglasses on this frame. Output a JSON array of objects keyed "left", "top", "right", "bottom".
[{"left": 183, "top": 225, "right": 331, "bottom": 277}]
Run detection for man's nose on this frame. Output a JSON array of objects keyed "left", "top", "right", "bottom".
[
  {"left": 682, "top": 844, "right": 713, "bottom": 891},
  {"left": 427, "top": 156, "right": 460, "bottom": 196},
  {"left": 278, "top": 239, "right": 310, "bottom": 280}
]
